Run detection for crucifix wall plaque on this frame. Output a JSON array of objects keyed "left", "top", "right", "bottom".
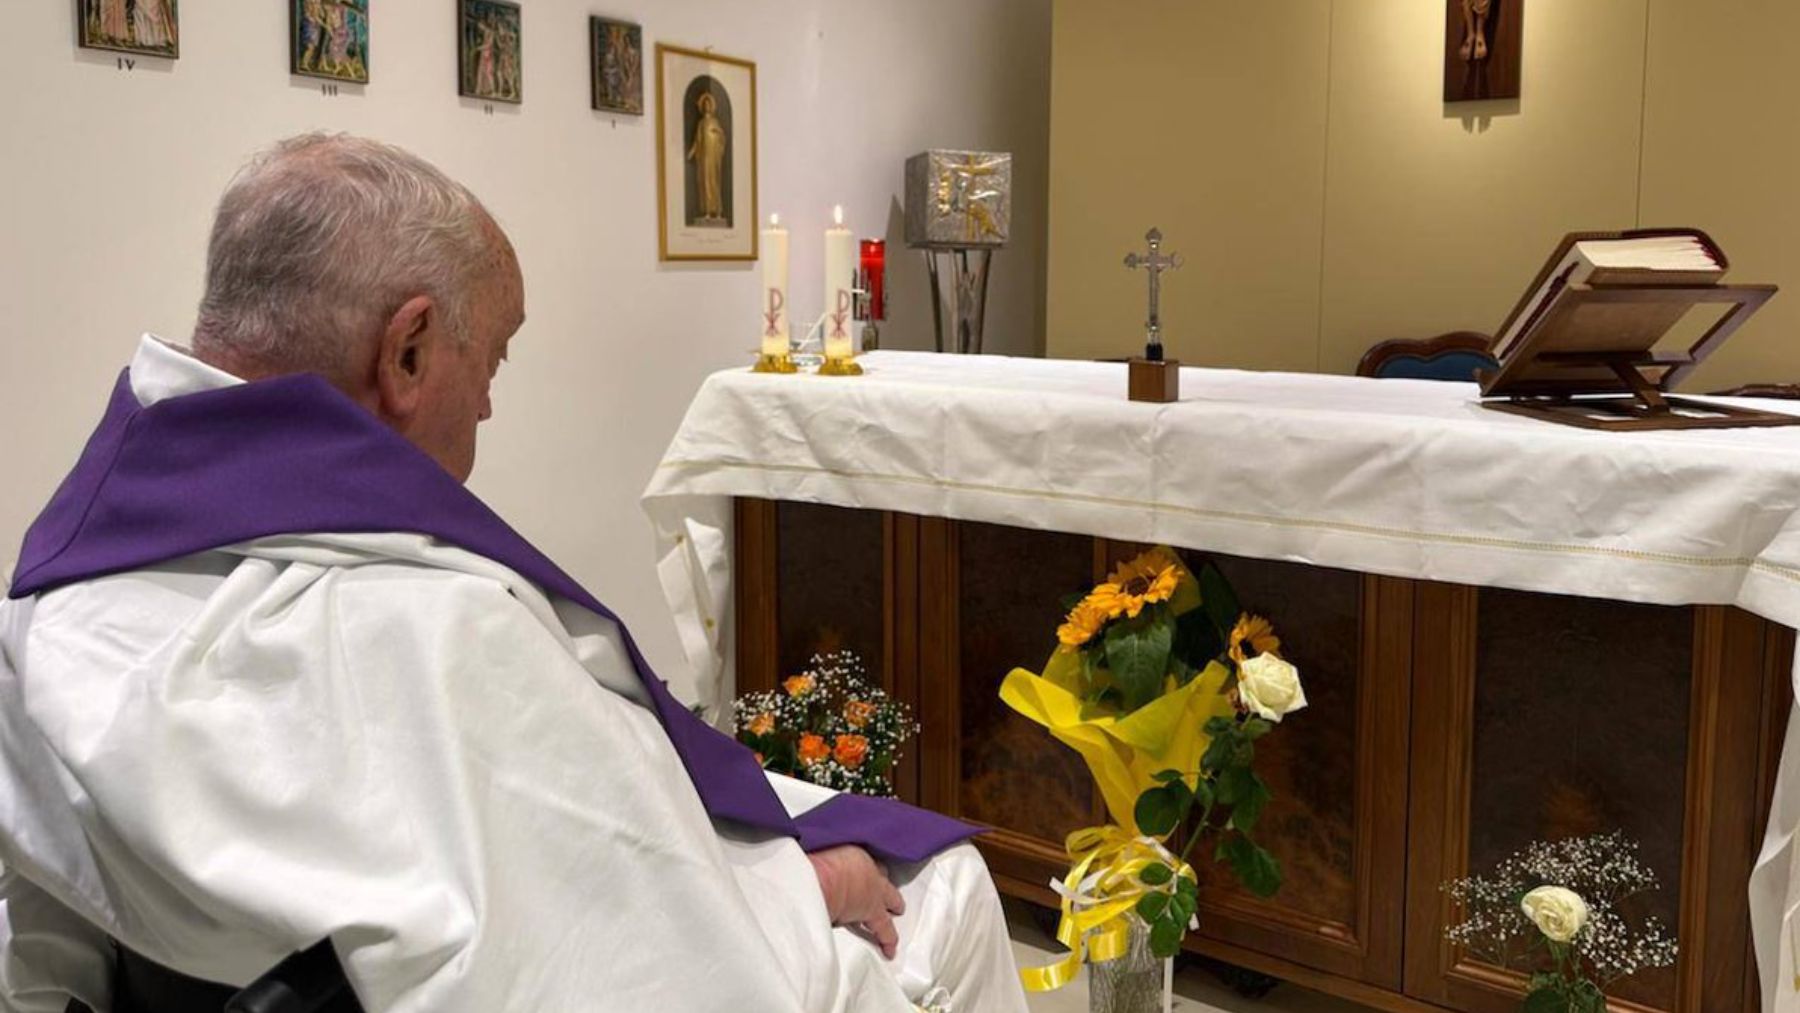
[
  {"left": 1444, "top": 0, "right": 1522, "bottom": 102},
  {"left": 1124, "top": 227, "right": 1182, "bottom": 403}
]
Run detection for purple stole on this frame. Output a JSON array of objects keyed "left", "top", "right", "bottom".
[{"left": 10, "top": 371, "right": 976, "bottom": 864}]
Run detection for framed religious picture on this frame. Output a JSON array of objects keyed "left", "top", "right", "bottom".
[
  {"left": 292, "top": 0, "right": 370, "bottom": 84},
  {"left": 589, "top": 17, "right": 643, "bottom": 115},
  {"left": 1444, "top": 0, "right": 1522, "bottom": 102},
  {"left": 76, "top": 0, "right": 179, "bottom": 59},
  {"left": 458, "top": 0, "right": 521, "bottom": 105},
  {"left": 656, "top": 44, "right": 758, "bottom": 262}
]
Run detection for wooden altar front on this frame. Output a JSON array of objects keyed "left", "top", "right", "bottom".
[{"left": 734, "top": 498, "right": 1793, "bottom": 1013}]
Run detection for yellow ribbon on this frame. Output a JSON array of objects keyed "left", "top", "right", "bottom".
[{"left": 1019, "top": 825, "right": 1197, "bottom": 992}]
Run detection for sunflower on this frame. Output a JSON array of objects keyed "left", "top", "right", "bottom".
[
  {"left": 1229, "top": 614, "right": 1281, "bottom": 664},
  {"left": 1057, "top": 598, "right": 1112, "bottom": 651},
  {"left": 1109, "top": 546, "right": 1181, "bottom": 588},
  {"left": 1076, "top": 582, "right": 1125, "bottom": 620},
  {"left": 1092, "top": 549, "right": 1182, "bottom": 620}
]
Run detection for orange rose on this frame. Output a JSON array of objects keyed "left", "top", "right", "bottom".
[
  {"left": 783, "top": 674, "right": 816, "bottom": 697},
  {"left": 798, "top": 733, "right": 830, "bottom": 765},
  {"left": 753, "top": 751, "right": 765, "bottom": 766},
  {"left": 844, "top": 700, "right": 878, "bottom": 728},
  {"left": 832, "top": 734, "right": 869, "bottom": 770},
  {"left": 747, "top": 712, "right": 776, "bottom": 736}
]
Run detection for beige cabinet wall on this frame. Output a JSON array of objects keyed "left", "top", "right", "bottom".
[{"left": 1047, "top": 0, "right": 1794, "bottom": 391}]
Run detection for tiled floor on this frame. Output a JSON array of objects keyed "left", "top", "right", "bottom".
[{"left": 1005, "top": 901, "right": 1369, "bottom": 1013}]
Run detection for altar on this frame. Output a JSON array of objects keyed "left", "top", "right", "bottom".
[{"left": 642, "top": 352, "right": 1800, "bottom": 1013}]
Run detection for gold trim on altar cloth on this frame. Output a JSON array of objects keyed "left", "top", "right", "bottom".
[{"left": 655, "top": 457, "right": 1797, "bottom": 585}]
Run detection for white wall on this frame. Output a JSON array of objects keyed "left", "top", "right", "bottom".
[{"left": 0, "top": 0, "right": 1051, "bottom": 685}]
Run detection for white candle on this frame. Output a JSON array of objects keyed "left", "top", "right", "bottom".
[
  {"left": 823, "top": 205, "right": 856, "bottom": 359},
  {"left": 761, "top": 214, "right": 789, "bottom": 357}
]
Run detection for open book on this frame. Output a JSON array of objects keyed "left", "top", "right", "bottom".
[
  {"left": 1492, "top": 232, "right": 1724, "bottom": 360},
  {"left": 1479, "top": 228, "right": 1787, "bottom": 431}
]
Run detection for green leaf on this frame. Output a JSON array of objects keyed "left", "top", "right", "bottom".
[
  {"left": 1214, "top": 764, "right": 1250, "bottom": 805},
  {"left": 1139, "top": 862, "right": 1174, "bottom": 887},
  {"left": 1523, "top": 986, "right": 1568, "bottom": 1013},
  {"left": 1191, "top": 778, "right": 1214, "bottom": 814},
  {"left": 1135, "top": 782, "right": 1189, "bottom": 837},
  {"left": 1104, "top": 613, "right": 1174, "bottom": 712},
  {"left": 1152, "top": 769, "right": 1185, "bottom": 784},
  {"left": 1171, "top": 607, "right": 1222, "bottom": 675},
  {"left": 1168, "top": 654, "right": 1199, "bottom": 687},
  {"left": 1203, "top": 716, "right": 1236, "bottom": 736},
  {"left": 1242, "top": 718, "right": 1273, "bottom": 740},
  {"left": 1169, "top": 890, "right": 1197, "bottom": 927},
  {"left": 1197, "top": 563, "right": 1241, "bottom": 640},
  {"left": 1570, "top": 981, "right": 1605, "bottom": 1013},
  {"left": 1225, "top": 771, "right": 1272, "bottom": 834},
  {"left": 1136, "top": 892, "right": 1170, "bottom": 922},
  {"left": 1201, "top": 728, "right": 1237, "bottom": 774},
  {"left": 1221, "top": 835, "right": 1282, "bottom": 898},
  {"left": 1149, "top": 915, "right": 1184, "bottom": 959}
]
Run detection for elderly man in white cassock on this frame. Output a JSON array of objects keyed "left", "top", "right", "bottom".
[{"left": 0, "top": 134, "right": 1028, "bottom": 1013}]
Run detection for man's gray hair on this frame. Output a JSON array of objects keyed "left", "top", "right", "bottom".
[{"left": 193, "top": 133, "right": 497, "bottom": 379}]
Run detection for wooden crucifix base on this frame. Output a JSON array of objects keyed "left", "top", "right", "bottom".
[{"left": 1128, "top": 357, "right": 1180, "bottom": 403}]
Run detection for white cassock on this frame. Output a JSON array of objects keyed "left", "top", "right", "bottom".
[{"left": 0, "top": 337, "right": 1027, "bottom": 1012}]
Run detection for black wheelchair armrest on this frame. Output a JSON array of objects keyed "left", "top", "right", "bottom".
[{"left": 225, "top": 940, "right": 361, "bottom": 1013}]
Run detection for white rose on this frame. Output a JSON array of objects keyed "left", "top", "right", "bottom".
[
  {"left": 1520, "top": 885, "right": 1589, "bottom": 943},
  {"left": 1236, "top": 653, "right": 1306, "bottom": 722}
]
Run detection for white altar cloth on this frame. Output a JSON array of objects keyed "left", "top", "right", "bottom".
[{"left": 641, "top": 350, "right": 1800, "bottom": 1009}]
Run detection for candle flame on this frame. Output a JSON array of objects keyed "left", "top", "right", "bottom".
[
  {"left": 833, "top": 205, "right": 844, "bottom": 226},
  {"left": 769, "top": 213, "right": 780, "bottom": 227}
]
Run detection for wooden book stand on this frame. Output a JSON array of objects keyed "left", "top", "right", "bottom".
[{"left": 1479, "top": 230, "right": 1793, "bottom": 431}]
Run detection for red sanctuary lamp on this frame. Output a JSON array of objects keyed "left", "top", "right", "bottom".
[{"left": 856, "top": 239, "right": 886, "bottom": 351}]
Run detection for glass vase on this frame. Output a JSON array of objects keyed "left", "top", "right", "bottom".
[{"left": 1088, "top": 915, "right": 1170, "bottom": 1013}]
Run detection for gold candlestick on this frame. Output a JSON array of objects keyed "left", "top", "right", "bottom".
[
  {"left": 752, "top": 350, "right": 798, "bottom": 373},
  {"left": 817, "top": 355, "right": 862, "bottom": 376},
  {"left": 818, "top": 329, "right": 862, "bottom": 375}
]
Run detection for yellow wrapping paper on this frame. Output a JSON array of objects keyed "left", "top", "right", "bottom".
[{"left": 999, "top": 652, "right": 1236, "bottom": 832}]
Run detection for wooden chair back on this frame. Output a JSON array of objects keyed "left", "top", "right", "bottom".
[{"left": 1356, "top": 331, "right": 1497, "bottom": 382}]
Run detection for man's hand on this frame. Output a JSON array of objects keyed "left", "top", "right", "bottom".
[{"left": 807, "top": 845, "right": 906, "bottom": 958}]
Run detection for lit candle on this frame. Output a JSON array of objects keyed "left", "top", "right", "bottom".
[
  {"left": 760, "top": 214, "right": 789, "bottom": 358},
  {"left": 823, "top": 205, "right": 856, "bottom": 361}
]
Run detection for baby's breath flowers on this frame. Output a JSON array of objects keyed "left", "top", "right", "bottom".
[
  {"left": 1443, "top": 832, "right": 1678, "bottom": 1012},
  {"left": 734, "top": 651, "right": 919, "bottom": 797}
]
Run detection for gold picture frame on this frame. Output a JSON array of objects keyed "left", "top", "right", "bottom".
[
  {"left": 77, "top": 0, "right": 179, "bottom": 59},
  {"left": 655, "top": 44, "right": 758, "bottom": 262}
]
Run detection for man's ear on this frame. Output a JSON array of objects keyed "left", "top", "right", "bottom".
[{"left": 375, "top": 295, "right": 436, "bottom": 424}]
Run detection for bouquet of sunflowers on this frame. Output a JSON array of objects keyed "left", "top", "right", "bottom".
[
  {"left": 734, "top": 650, "right": 918, "bottom": 798},
  {"left": 1000, "top": 545, "right": 1307, "bottom": 991}
]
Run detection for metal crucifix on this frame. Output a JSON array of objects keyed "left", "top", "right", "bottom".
[{"left": 1124, "top": 228, "right": 1183, "bottom": 362}]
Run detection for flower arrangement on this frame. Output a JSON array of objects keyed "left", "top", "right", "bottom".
[
  {"left": 733, "top": 650, "right": 918, "bottom": 797},
  {"left": 1000, "top": 546, "right": 1307, "bottom": 992},
  {"left": 1443, "top": 831, "right": 1679, "bottom": 1013}
]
